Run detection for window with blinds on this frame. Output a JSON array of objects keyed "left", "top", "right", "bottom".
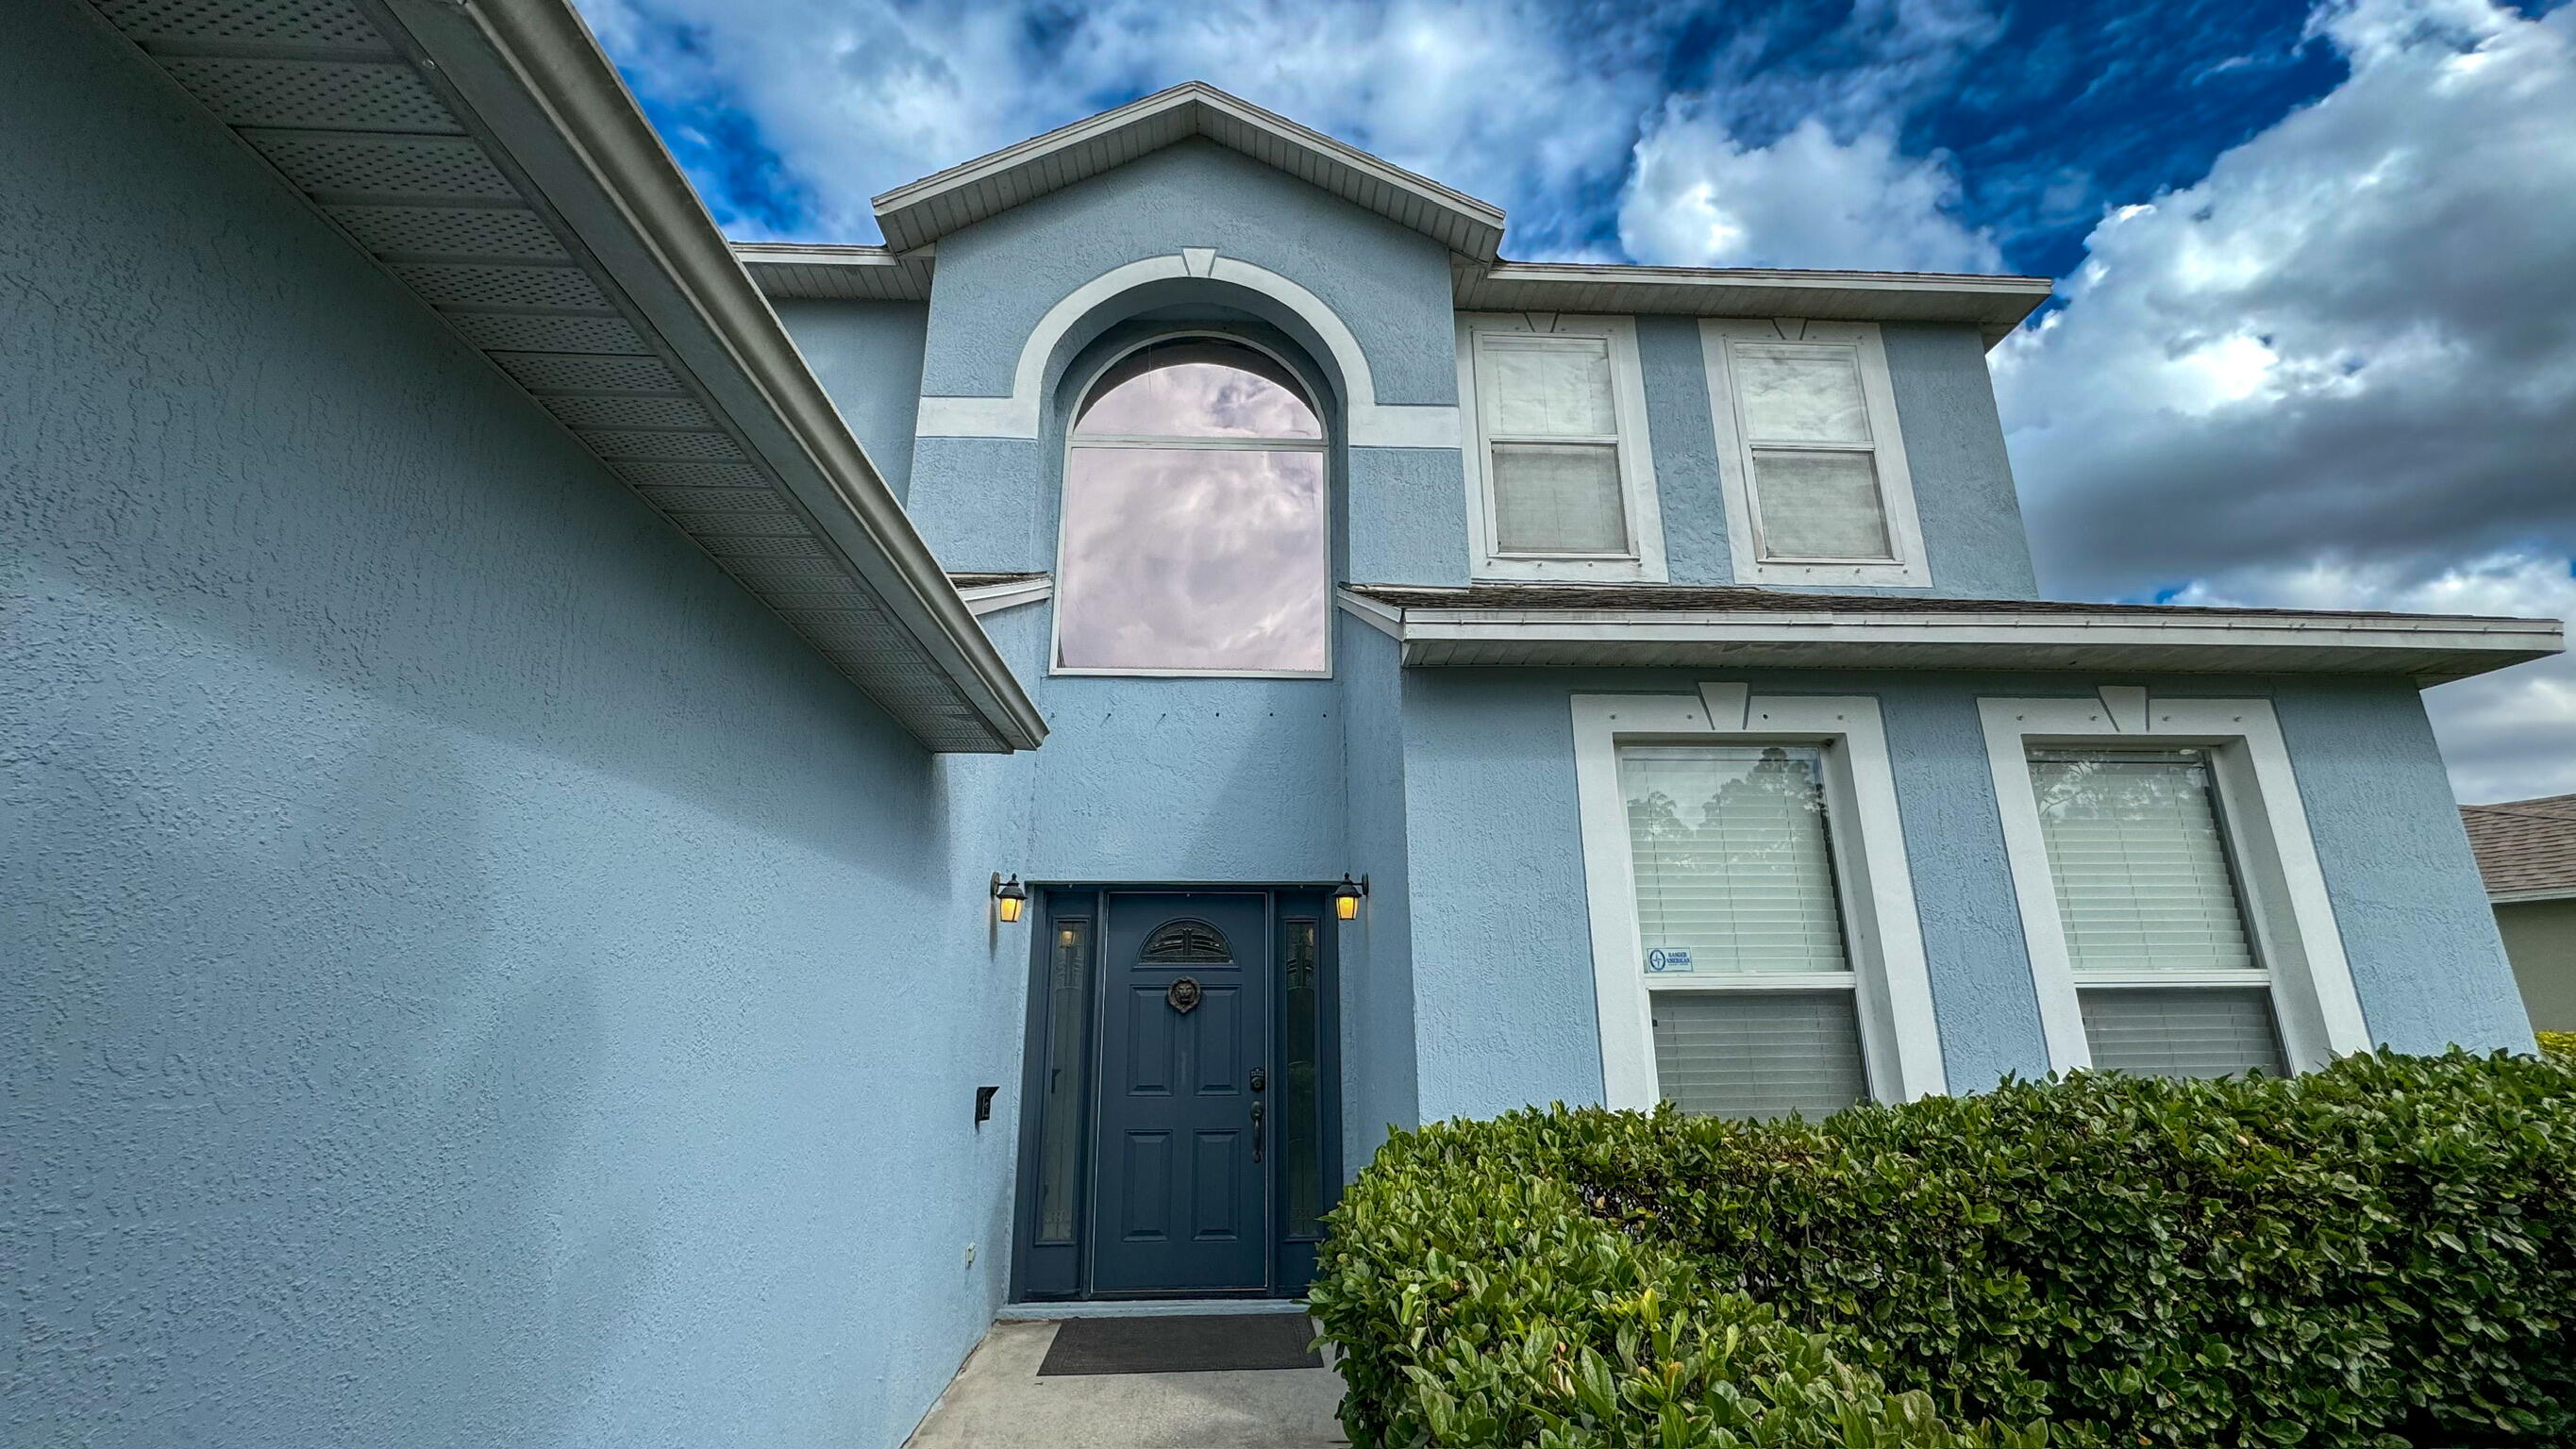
[
  {"left": 1727, "top": 342, "right": 1894, "bottom": 563},
  {"left": 1619, "top": 742, "right": 1867, "bottom": 1118},
  {"left": 1475, "top": 332, "right": 1632, "bottom": 557},
  {"left": 2028, "top": 748, "right": 2289, "bottom": 1078}
]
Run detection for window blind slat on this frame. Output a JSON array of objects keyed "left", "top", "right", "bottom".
[
  {"left": 2029, "top": 753, "right": 2257, "bottom": 975},
  {"left": 2080, "top": 987, "right": 2287, "bottom": 1079},
  {"left": 1652, "top": 991, "right": 1867, "bottom": 1120},
  {"left": 1622, "top": 745, "right": 1848, "bottom": 976}
]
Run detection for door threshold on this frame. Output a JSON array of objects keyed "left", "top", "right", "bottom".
[{"left": 998, "top": 1298, "right": 1310, "bottom": 1321}]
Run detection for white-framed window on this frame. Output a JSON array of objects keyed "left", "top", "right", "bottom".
[
  {"left": 1050, "top": 335, "right": 1331, "bottom": 678},
  {"left": 1457, "top": 313, "right": 1665, "bottom": 582},
  {"left": 1979, "top": 691, "right": 2371, "bottom": 1077},
  {"left": 1573, "top": 686, "right": 1946, "bottom": 1117},
  {"left": 1701, "top": 319, "right": 1929, "bottom": 588}
]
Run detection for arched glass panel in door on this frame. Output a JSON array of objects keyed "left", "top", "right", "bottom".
[{"left": 1057, "top": 340, "right": 1330, "bottom": 675}]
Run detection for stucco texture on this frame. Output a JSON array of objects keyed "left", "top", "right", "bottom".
[
  {"left": 1625, "top": 319, "right": 2038, "bottom": 598},
  {"left": 4, "top": 8, "right": 1029, "bottom": 1446},
  {"left": 773, "top": 298, "right": 929, "bottom": 499},
  {"left": 1390, "top": 667, "right": 2526, "bottom": 1124}
]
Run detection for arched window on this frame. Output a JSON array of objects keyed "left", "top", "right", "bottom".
[{"left": 1056, "top": 339, "right": 1330, "bottom": 675}]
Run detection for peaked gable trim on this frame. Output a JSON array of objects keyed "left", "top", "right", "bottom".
[{"left": 872, "top": 82, "right": 1506, "bottom": 259}]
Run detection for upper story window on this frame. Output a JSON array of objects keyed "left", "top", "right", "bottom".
[
  {"left": 1456, "top": 314, "right": 1665, "bottom": 583},
  {"left": 1701, "top": 320, "right": 1930, "bottom": 588},
  {"left": 1054, "top": 340, "right": 1330, "bottom": 676}
]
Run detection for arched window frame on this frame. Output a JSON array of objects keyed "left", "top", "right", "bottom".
[{"left": 1049, "top": 331, "right": 1334, "bottom": 680}]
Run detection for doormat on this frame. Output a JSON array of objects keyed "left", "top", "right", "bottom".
[{"left": 1036, "top": 1313, "right": 1323, "bottom": 1375}]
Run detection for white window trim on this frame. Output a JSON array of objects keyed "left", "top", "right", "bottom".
[
  {"left": 1457, "top": 312, "right": 1667, "bottom": 583},
  {"left": 1047, "top": 332, "right": 1335, "bottom": 679},
  {"left": 1573, "top": 687, "right": 1946, "bottom": 1110},
  {"left": 1702, "top": 318, "right": 1930, "bottom": 588},
  {"left": 1978, "top": 691, "right": 2371, "bottom": 1074}
]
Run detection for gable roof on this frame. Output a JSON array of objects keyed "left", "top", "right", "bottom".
[
  {"left": 86, "top": 0, "right": 1042, "bottom": 753},
  {"left": 2461, "top": 794, "right": 2576, "bottom": 902},
  {"left": 871, "top": 81, "right": 1507, "bottom": 258},
  {"left": 762, "top": 82, "right": 2056, "bottom": 346}
]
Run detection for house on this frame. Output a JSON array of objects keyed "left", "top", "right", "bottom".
[
  {"left": 6, "top": 1, "right": 2559, "bottom": 1446},
  {"left": 2461, "top": 795, "right": 2576, "bottom": 1030}
]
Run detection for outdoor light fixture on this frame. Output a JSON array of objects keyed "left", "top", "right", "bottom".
[
  {"left": 991, "top": 873, "right": 1028, "bottom": 924},
  {"left": 1331, "top": 874, "right": 1368, "bottom": 921}
]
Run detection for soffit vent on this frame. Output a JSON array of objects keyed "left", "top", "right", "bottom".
[{"left": 89, "top": 0, "right": 1025, "bottom": 751}]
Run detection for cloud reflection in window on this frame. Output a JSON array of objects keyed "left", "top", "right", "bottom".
[{"left": 1058, "top": 343, "right": 1330, "bottom": 675}]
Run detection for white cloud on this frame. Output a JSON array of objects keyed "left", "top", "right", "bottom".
[
  {"left": 1995, "top": 0, "right": 2576, "bottom": 594},
  {"left": 2166, "top": 553, "right": 2576, "bottom": 804},
  {"left": 574, "top": 0, "right": 1670, "bottom": 252},
  {"left": 1616, "top": 110, "right": 2000, "bottom": 272},
  {"left": 1995, "top": 0, "right": 2576, "bottom": 800}
]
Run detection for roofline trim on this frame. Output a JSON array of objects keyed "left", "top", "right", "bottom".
[
  {"left": 871, "top": 81, "right": 1506, "bottom": 258},
  {"left": 731, "top": 242, "right": 2058, "bottom": 340},
  {"left": 385, "top": 0, "right": 1044, "bottom": 750},
  {"left": 2490, "top": 886, "right": 2576, "bottom": 905},
  {"left": 1334, "top": 588, "right": 2564, "bottom": 684}
]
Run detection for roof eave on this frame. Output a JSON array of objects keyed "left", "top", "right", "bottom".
[
  {"left": 1334, "top": 591, "right": 2563, "bottom": 685},
  {"left": 2490, "top": 887, "right": 2576, "bottom": 906},
  {"left": 1454, "top": 260, "right": 2056, "bottom": 346},
  {"left": 378, "top": 0, "right": 1043, "bottom": 751}
]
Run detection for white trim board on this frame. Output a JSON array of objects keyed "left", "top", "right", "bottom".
[
  {"left": 1977, "top": 692, "right": 2372, "bottom": 1074},
  {"left": 1571, "top": 690, "right": 1947, "bottom": 1110},
  {"left": 1331, "top": 593, "right": 2560, "bottom": 683},
  {"left": 957, "top": 575, "right": 1053, "bottom": 617},
  {"left": 914, "top": 250, "right": 1459, "bottom": 450}
]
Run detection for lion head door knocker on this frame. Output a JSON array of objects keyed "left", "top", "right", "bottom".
[{"left": 1165, "top": 976, "right": 1203, "bottom": 1014}]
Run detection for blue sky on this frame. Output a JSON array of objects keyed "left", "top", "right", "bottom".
[{"left": 576, "top": 0, "right": 2576, "bottom": 801}]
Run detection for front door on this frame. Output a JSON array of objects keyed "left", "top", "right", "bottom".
[
  {"left": 1091, "top": 891, "right": 1270, "bottom": 1294},
  {"left": 1012, "top": 886, "right": 1340, "bottom": 1301}
]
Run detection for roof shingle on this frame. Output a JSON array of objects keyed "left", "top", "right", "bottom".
[{"left": 2461, "top": 795, "right": 2576, "bottom": 899}]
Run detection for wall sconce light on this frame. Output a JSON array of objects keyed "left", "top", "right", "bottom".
[
  {"left": 1331, "top": 873, "right": 1368, "bottom": 921},
  {"left": 991, "top": 873, "right": 1028, "bottom": 924}
]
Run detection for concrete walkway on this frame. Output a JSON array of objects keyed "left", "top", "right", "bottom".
[{"left": 905, "top": 1319, "right": 1348, "bottom": 1449}]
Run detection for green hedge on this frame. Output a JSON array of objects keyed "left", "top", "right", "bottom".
[
  {"left": 1312, "top": 1050, "right": 2576, "bottom": 1449},
  {"left": 2539, "top": 1030, "right": 2576, "bottom": 1064}
]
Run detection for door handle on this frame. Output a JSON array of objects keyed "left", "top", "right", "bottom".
[{"left": 1249, "top": 1102, "right": 1264, "bottom": 1163}]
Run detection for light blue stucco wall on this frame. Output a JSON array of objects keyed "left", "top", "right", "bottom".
[
  {"left": 1622, "top": 320, "right": 2039, "bottom": 599},
  {"left": 3, "top": 9, "right": 1029, "bottom": 1446},
  {"left": 1879, "top": 324, "right": 2038, "bottom": 599},
  {"left": 884, "top": 141, "right": 1472, "bottom": 893},
  {"left": 1389, "top": 667, "right": 2526, "bottom": 1125},
  {"left": 774, "top": 298, "right": 928, "bottom": 499},
  {"left": 904, "top": 138, "right": 1468, "bottom": 587},
  {"left": 2269, "top": 677, "right": 2533, "bottom": 1051},
  {"left": 1337, "top": 618, "right": 1421, "bottom": 1169}
]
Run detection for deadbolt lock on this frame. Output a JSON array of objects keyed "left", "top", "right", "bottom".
[{"left": 1249, "top": 1068, "right": 1267, "bottom": 1092}]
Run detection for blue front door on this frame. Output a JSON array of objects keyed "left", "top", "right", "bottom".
[{"left": 1090, "top": 891, "right": 1272, "bottom": 1294}]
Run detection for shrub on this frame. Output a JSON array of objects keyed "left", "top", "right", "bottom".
[
  {"left": 1313, "top": 1050, "right": 2576, "bottom": 1449},
  {"left": 2538, "top": 1030, "right": 2576, "bottom": 1064}
]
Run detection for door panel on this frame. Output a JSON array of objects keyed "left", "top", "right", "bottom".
[{"left": 1092, "top": 891, "right": 1272, "bottom": 1294}]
